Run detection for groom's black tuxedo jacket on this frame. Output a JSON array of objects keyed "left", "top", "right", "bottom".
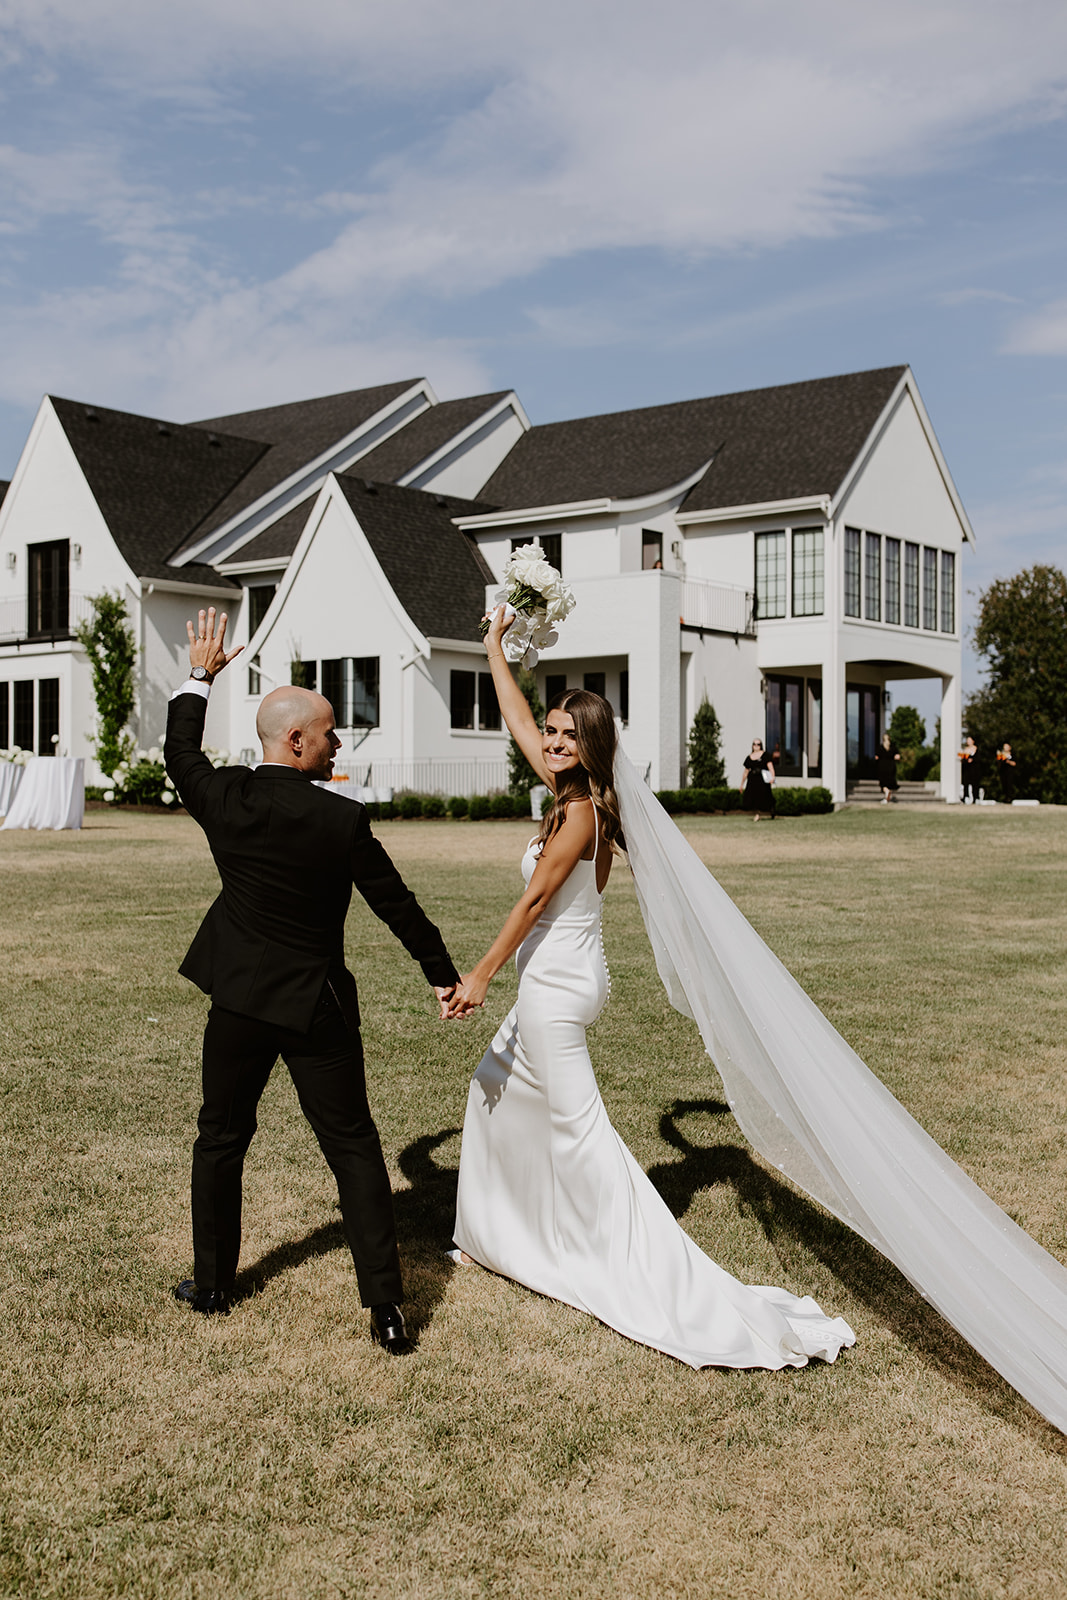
[{"left": 165, "top": 690, "right": 458, "bottom": 1032}]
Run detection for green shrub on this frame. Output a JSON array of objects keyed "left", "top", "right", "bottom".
[
  {"left": 422, "top": 795, "right": 446, "bottom": 818},
  {"left": 447, "top": 795, "right": 469, "bottom": 818},
  {"left": 378, "top": 801, "right": 396, "bottom": 820},
  {"left": 469, "top": 795, "right": 490, "bottom": 820},
  {"left": 396, "top": 794, "right": 422, "bottom": 819},
  {"left": 489, "top": 793, "right": 515, "bottom": 818}
]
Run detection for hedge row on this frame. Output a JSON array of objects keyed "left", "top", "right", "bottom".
[
  {"left": 654, "top": 785, "right": 834, "bottom": 816},
  {"left": 363, "top": 791, "right": 543, "bottom": 821}
]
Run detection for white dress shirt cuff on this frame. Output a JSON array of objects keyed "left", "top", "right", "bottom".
[{"left": 172, "top": 679, "right": 211, "bottom": 701}]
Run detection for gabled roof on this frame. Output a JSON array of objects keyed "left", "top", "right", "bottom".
[
  {"left": 50, "top": 397, "right": 250, "bottom": 586},
  {"left": 175, "top": 380, "right": 422, "bottom": 551},
  {"left": 221, "top": 502, "right": 310, "bottom": 567},
  {"left": 353, "top": 392, "right": 510, "bottom": 483},
  {"left": 335, "top": 477, "right": 496, "bottom": 642},
  {"left": 478, "top": 366, "right": 908, "bottom": 512}
]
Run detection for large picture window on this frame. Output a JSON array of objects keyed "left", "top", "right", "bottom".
[
  {"left": 13, "top": 680, "right": 33, "bottom": 750},
  {"left": 764, "top": 675, "right": 803, "bottom": 777},
  {"left": 322, "top": 657, "right": 380, "bottom": 728},
  {"left": 940, "top": 551, "right": 956, "bottom": 633},
  {"left": 37, "top": 678, "right": 59, "bottom": 755},
  {"left": 450, "top": 670, "right": 501, "bottom": 731},
  {"left": 478, "top": 672, "right": 500, "bottom": 731},
  {"left": 791, "top": 528, "right": 824, "bottom": 616},
  {"left": 903, "top": 542, "right": 920, "bottom": 627},
  {"left": 28, "top": 540, "right": 70, "bottom": 638},
  {"left": 922, "top": 548, "right": 938, "bottom": 630},
  {"left": 864, "top": 532, "right": 881, "bottom": 621},
  {"left": 755, "top": 531, "right": 786, "bottom": 619},
  {"left": 844, "top": 528, "right": 861, "bottom": 617},
  {"left": 884, "top": 538, "right": 901, "bottom": 625}
]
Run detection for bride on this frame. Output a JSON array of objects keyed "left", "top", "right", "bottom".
[{"left": 445, "top": 608, "right": 856, "bottom": 1370}]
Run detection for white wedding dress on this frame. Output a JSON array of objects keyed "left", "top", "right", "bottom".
[{"left": 453, "top": 826, "right": 856, "bottom": 1370}]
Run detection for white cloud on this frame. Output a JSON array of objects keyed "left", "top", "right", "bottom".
[
  {"left": 0, "top": 0, "right": 1066, "bottom": 419},
  {"left": 1003, "top": 299, "right": 1067, "bottom": 355},
  {"left": 938, "top": 288, "right": 1022, "bottom": 307}
]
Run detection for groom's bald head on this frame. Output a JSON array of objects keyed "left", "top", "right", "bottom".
[{"left": 257, "top": 686, "right": 341, "bottom": 779}]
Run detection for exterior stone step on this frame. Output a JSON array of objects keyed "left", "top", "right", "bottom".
[{"left": 845, "top": 779, "right": 944, "bottom": 807}]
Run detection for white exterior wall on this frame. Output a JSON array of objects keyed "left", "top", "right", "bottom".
[
  {"left": 840, "top": 389, "right": 965, "bottom": 547},
  {"left": 684, "top": 631, "right": 763, "bottom": 786},
  {"left": 412, "top": 407, "right": 527, "bottom": 500},
  {"left": 679, "top": 524, "right": 755, "bottom": 590}
]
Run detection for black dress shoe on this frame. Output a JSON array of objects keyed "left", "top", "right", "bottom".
[
  {"left": 173, "top": 1278, "right": 232, "bottom": 1316},
  {"left": 369, "top": 1302, "right": 410, "bottom": 1354}
]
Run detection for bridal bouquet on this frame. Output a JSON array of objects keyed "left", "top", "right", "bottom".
[{"left": 481, "top": 543, "right": 576, "bottom": 669}]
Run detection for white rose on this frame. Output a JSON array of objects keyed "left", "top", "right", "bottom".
[
  {"left": 148, "top": 746, "right": 162, "bottom": 763},
  {"left": 164, "top": 776, "right": 176, "bottom": 790},
  {"left": 160, "top": 790, "right": 174, "bottom": 805},
  {"left": 103, "top": 789, "right": 115, "bottom": 803}
]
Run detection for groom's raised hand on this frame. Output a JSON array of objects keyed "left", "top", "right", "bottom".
[{"left": 186, "top": 607, "right": 243, "bottom": 681}]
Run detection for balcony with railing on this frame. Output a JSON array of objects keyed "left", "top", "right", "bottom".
[
  {"left": 681, "top": 578, "right": 755, "bottom": 637},
  {"left": 0, "top": 592, "right": 95, "bottom": 646}
]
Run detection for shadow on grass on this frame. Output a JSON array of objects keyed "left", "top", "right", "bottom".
[
  {"left": 235, "top": 1127, "right": 462, "bottom": 1344},
  {"left": 649, "top": 1097, "right": 1067, "bottom": 1452}
]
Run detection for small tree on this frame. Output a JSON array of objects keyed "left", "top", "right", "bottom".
[
  {"left": 888, "top": 704, "right": 925, "bottom": 751},
  {"left": 76, "top": 591, "right": 136, "bottom": 776},
  {"left": 687, "top": 696, "right": 725, "bottom": 788},
  {"left": 508, "top": 668, "right": 545, "bottom": 794}
]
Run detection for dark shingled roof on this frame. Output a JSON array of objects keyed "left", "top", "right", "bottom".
[
  {"left": 0, "top": 481, "right": 9, "bottom": 507},
  {"left": 176, "top": 381, "right": 420, "bottom": 548},
  {"left": 335, "top": 476, "right": 496, "bottom": 642},
  {"left": 221, "top": 502, "right": 312, "bottom": 567},
  {"left": 479, "top": 367, "right": 907, "bottom": 512},
  {"left": 354, "top": 392, "right": 510, "bottom": 483},
  {"left": 51, "top": 397, "right": 251, "bottom": 586}
]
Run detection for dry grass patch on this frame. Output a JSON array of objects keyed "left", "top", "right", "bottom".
[{"left": 1, "top": 807, "right": 1066, "bottom": 1598}]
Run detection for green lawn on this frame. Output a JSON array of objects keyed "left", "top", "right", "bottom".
[{"left": 1, "top": 805, "right": 1066, "bottom": 1599}]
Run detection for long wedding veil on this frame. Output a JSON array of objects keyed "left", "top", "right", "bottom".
[{"left": 614, "top": 754, "right": 1067, "bottom": 1433}]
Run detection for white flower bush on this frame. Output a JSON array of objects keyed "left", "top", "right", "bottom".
[
  {"left": 103, "top": 738, "right": 233, "bottom": 805},
  {"left": 482, "top": 543, "right": 577, "bottom": 669},
  {"left": 0, "top": 746, "right": 32, "bottom": 766}
]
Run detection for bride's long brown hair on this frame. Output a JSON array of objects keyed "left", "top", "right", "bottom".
[{"left": 537, "top": 688, "right": 626, "bottom": 856}]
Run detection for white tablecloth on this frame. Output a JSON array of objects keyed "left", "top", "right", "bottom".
[
  {"left": 0, "top": 763, "right": 24, "bottom": 818},
  {"left": 1, "top": 757, "right": 85, "bottom": 830}
]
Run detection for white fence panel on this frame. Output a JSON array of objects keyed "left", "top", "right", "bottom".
[{"left": 332, "top": 757, "right": 510, "bottom": 796}]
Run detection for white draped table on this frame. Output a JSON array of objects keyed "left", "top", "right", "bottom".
[
  {"left": 1, "top": 757, "right": 84, "bottom": 830},
  {"left": 0, "top": 763, "right": 24, "bottom": 818}
]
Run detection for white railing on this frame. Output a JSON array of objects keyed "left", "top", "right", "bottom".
[
  {"left": 681, "top": 578, "right": 755, "bottom": 637},
  {"left": 331, "top": 756, "right": 510, "bottom": 796},
  {"left": 0, "top": 592, "right": 96, "bottom": 645}
]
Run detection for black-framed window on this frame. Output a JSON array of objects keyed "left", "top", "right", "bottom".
[
  {"left": 642, "top": 529, "right": 663, "bottom": 570},
  {"left": 807, "top": 679, "right": 822, "bottom": 778},
  {"left": 940, "top": 551, "right": 956, "bottom": 633},
  {"left": 290, "top": 659, "right": 317, "bottom": 691},
  {"left": 512, "top": 533, "right": 561, "bottom": 573},
  {"left": 922, "top": 548, "right": 938, "bottom": 630},
  {"left": 619, "top": 670, "right": 629, "bottom": 724},
  {"left": 545, "top": 674, "right": 567, "bottom": 706},
  {"left": 322, "top": 657, "right": 380, "bottom": 728},
  {"left": 28, "top": 540, "right": 70, "bottom": 638},
  {"left": 13, "top": 680, "right": 33, "bottom": 749},
  {"left": 478, "top": 672, "right": 500, "bottom": 731},
  {"left": 450, "top": 670, "right": 475, "bottom": 730},
  {"left": 0, "top": 682, "right": 8, "bottom": 748},
  {"left": 903, "top": 542, "right": 920, "bottom": 627},
  {"left": 884, "top": 538, "right": 901, "bottom": 625},
  {"left": 844, "top": 527, "right": 861, "bottom": 617},
  {"left": 791, "top": 528, "right": 824, "bottom": 616},
  {"left": 864, "top": 532, "right": 881, "bottom": 621},
  {"left": 247, "top": 584, "right": 276, "bottom": 637},
  {"left": 37, "top": 678, "right": 59, "bottom": 755},
  {"left": 764, "top": 675, "right": 803, "bottom": 777},
  {"left": 584, "top": 671, "right": 606, "bottom": 697},
  {"left": 755, "top": 531, "right": 786, "bottom": 619},
  {"left": 248, "top": 654, "right": 262, "bottom": 696}
]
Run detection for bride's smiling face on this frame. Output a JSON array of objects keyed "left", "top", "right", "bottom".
[{"left": 543, "top": 708, "right": 581, "bottom": 775}]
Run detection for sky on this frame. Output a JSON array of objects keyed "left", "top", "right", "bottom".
[{"left": 1, "top": 0, "right": 1065, "bottom": 722}]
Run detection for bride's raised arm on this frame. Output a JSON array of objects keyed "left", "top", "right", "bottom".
[{"left": 482, "top": 608, "right": 553, "bottom": 788}]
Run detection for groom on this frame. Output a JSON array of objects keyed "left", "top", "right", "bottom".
[{"left": 164, "top": 608, "right": 460, "bottom": 1352}]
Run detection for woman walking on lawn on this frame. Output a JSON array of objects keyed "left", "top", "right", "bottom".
[
  {"left": 740, "top": 738, "right": 775, "bottom": 820},
  {"left": 445, "top": 607, "right": 855, "bottom": 1371}
]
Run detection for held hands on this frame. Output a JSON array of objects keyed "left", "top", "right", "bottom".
[
  {"left": 434, "top": 983, "right": 481, "bottom": 1020},
  {"left": 186, "top": 607, "right": 243, "bottom": 680},
  {"left": 444, "top": 972, "right": 489, "bottom": 1018}
]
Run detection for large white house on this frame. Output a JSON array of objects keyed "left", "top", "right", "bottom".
[{"left": 0, "top": 365, "right": 972, "bottom": 802}]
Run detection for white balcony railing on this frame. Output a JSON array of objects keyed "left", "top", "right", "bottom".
[
  {"left": 681, "top": 578, "right": 755, "bottom": 637},
  {"left": 0, "top": 592, "right": 96, "bottom": 646}
]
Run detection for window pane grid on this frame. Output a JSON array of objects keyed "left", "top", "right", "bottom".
[
  {"left": 903, "top": 543, "right": 919, "bottom": 627},
  {"left": 323, "top": 657, "right": 380, "bottom": 727},
  {"left": 844, "top": 528, "right": 861, "bottom": 617},
  {"left": 884, "top": 538, "right": 901, "bottom": 625},
  {"left": 755, "top": 531, "right": 786, "bottom": 619},
  {"left": 940, "top": 551, "right": 955, "bottom": 632},
  {"left": 922, "top": 547, "right": 938, "bottom": 630},
  {"left": 791, "top": 528, "right": 824, "bottom": 616},
  {"left": 864, "top": 532, "right": 881, "bottom": 621}
]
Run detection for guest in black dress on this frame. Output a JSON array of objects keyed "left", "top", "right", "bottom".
[
  {"left": 996, "top": 742, "right": 1017, "bottom": 804},
  {"left": 960, "top": 736, "right": 981, "bottom": 804},
  {"left": 740, "top": 739, "right": 775, "bottom": 820},
  {"left": 876, "top": 733, "right": 901, "bottom": 804}
]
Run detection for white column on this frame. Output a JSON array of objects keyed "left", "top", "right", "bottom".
[
  {"left": 941, "top": 672, "right": 961, "bottom": 802},
  {"left": 656, "top": 570, "right": 683, "bottom": 788},
  {"left": 822, "top": 653, "right": 847, "bottom": 804}
]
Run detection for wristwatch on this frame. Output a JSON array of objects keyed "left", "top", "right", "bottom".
[{"left": 190, "top": 665, "right": 213, "bottom": 683}]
